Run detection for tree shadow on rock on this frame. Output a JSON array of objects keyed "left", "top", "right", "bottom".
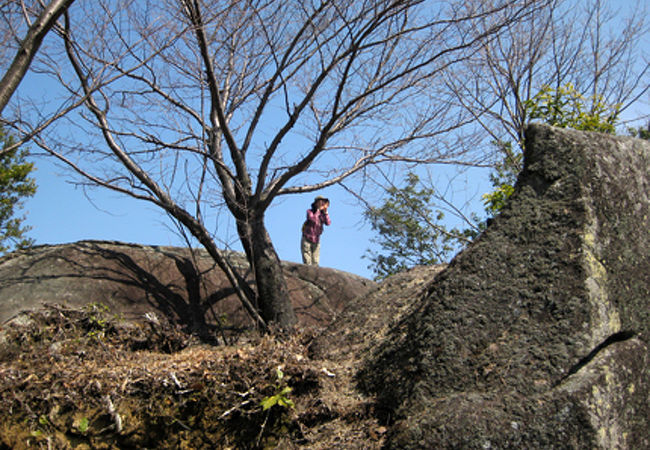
[{"left": 0, "top": 241, "right": 255, "bottom": 343}]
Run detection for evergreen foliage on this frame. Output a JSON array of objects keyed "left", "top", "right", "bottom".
[
  {"left": 364, "top": 173, "right": 473, "bottom": 280},
  {"left": 525, "top": 83, "right": 619, "bottom": 134},
  {"left": 0, "top": 126, "right": 36, "bottom": 254},
  {"left": 629, "top": 121, "right": 650, "bottom": 141},
  {"left": 482, "top": 141, "right": 521, "bottom": 216}
]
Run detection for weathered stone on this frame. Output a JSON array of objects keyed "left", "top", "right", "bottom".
[
  {"left": 0, "top": 240, "right": 374, "bottom": 329},
  {"left": 357, "top": 125, "right": 649, "bottom": 449},
  {"left": 309, "top": 264, "right": 446, "bottom": 361},
  {"left": 1, "top": 124, "right": 648, "bottom": 448}
]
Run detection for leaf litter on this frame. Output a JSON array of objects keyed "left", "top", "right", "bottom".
[{"left": 0, "top": 303, "right": 386, "bottom": 449}]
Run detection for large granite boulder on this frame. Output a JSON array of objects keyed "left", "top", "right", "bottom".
[
  {"left": 357, "top": 124, "right": 649, "bottom": 448},
  {"left": 0, "top": 241, "right": 374, "bottom": 330}
]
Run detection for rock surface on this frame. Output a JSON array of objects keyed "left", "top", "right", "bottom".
[
  {"left": 1, "top": 124, "right": 648, "bottom": 449},
  {"left": 0, "top": 240, "right": 374, "bottom": 331},
  {"left": 353, "top": 124, "right": 649, "bottom": 449}
]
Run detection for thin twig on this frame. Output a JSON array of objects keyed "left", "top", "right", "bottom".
[{"left": 256, "top": 409, "right": 271, "bottom": 448}]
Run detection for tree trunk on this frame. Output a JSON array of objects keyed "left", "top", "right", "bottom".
[
  {"left": 0, "top": 0, "right": 76, "bottom": 116},
  {"left": 246, "top": 217, "right": 296, "bottom": 330}
]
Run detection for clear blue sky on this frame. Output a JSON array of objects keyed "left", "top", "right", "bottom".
[
  {"left": 22, "top": 161, "right": 376, "bottom": 275},
  {"left": 14, "top": 15, "right": 493, "bottom": 281},
  {"left": 12, "top": 0, "right": 650, "bottom": 280},
  {"left": 22, "top": 147, "right": 490, "bottom": 279}
]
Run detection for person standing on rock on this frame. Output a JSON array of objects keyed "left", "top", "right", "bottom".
[{"left": 301, "top": 195, "right": 331, "bottom": 266}]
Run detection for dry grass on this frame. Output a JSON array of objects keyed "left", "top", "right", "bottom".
[{"left": 0, "top": 304, "right": 385, "bottom": 449}]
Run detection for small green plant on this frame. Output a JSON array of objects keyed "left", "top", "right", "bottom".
[
  {"left": 33, "top": 415, "right": 50, "bottom": 438},
  {"left": 525, "top": 83, "right": 619, "bottom": 134},
  {"left": 257, "top": 367, "right": 295, "bottom": 447},
  {"left": 482, "top": 182, "right": 515, "bottom": 215},
  {"left": 27, "top": 415, "right": 50, "bottom": 445},
  {"left": 260, "top": 367, "right": 294, "bottom": 411},
  {"left": 84, "top": 302, "right": 111, "bottom": 340},
  {"left": 77, "top": 416, "right": 90, "bottom": 433},
  {"left": 85, "top": 302, "right": 109, "bottom": 323}
]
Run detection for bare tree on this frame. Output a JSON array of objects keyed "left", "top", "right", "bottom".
[
  {"left": 444, "top": 0, "right": 649, "bottom": 167},
  {"left": 0, "top": 0, "right": 76, "bottom": 116},
  {"left": 9, "top": 0, "right": 548, "bottom": 330}
]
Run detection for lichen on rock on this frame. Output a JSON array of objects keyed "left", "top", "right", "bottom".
[{"left": 357, "top": 125, "right": 649, "bottom": 449}]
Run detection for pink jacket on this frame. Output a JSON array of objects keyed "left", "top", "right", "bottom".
[{"left": 302, "top": 209, "right": 331, "bottom": 244}]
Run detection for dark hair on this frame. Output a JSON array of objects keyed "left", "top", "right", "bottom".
[{"left": 311, "top": 196, "right": 329, "bottom": 212}]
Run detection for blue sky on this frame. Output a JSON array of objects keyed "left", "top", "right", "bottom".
[
  {"left": 22, "top": 161, "right": 373, "bottom": 274},
  {"left": 11, "top": 5, "right": 495, "bottom": 281},
  {"left": 22, "top": 146, "right": 490, "bottom": 279},
  {"left": 11, "top": 0, "right": 650, "bottom": 280}
]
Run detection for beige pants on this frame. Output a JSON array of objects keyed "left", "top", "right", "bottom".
[{"left": 301, "top": 236, "right": 321, "bottom": 265}]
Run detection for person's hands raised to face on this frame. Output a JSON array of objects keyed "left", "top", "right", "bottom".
[{"left": 319, "top": 200, "right": 329, "bottom": 213}]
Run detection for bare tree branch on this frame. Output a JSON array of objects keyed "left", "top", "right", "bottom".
[
  {"left": 0, "top": 0, "right": 76, "bottom": 117},
  {"left": 9, "top": 0, "right": 557, "bottom": 329}
]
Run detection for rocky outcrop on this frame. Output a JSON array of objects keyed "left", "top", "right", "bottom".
[
  {"left": 1, "top": 125, "right": 648, "bottom": 448},
  {"left": 309, "top": 264, "right": 446, "bottom": 362},
  {"left": 0, "top": 241, "right": 374, "bottom": 331},
  {"left": 355, "top": 125, "right": 649, "bottom": 448}
]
